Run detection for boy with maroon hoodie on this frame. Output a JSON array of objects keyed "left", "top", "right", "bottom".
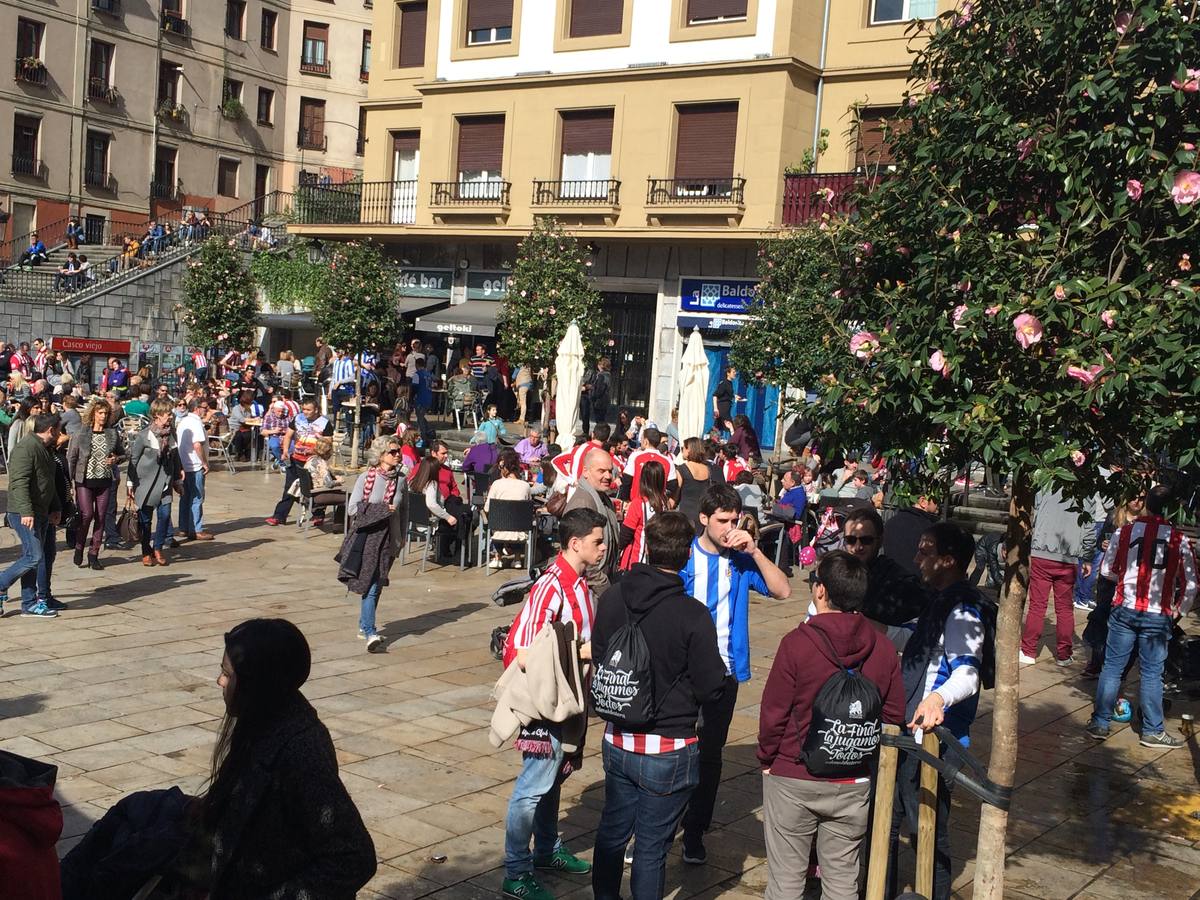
[{"left": 757, "top": 551, "right": 905, "bottom": 900}]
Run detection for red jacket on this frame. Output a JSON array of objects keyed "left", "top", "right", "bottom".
[
  {"left": 0, "top": 751, "right": 63, "bottom": 900},
  {"left": 758, "top": 612, "right": 905, "bottom": 780}
]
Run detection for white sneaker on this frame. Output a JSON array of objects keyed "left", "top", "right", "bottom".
[
  {"left": 488, "top": 557, "right": 503, "bottom": 569},
  {"left": 366, "top": 634, "right": 385, "bottom": 653},
  {"left": 357, "top": 629, "right": 367, "bottom": 640},
  {"left": 1019, "top": 652, "right": 1038, "bottom": 665}
]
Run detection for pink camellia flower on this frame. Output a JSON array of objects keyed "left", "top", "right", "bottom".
[
  {"left": 1183, "top": 142, "right": 1197, "bottom": 151},
  {"left": 1172, "top": 170, "right": 1200, "bottom": 205},
  {"left": 850, "top": 331, "right": 880, "bottom": 360},
  {"left": 952, "top": 305, "right": 968, "bottom": 329},
  {"left": 1114, "top": 11, "right": 1132, "bottom": 36},
  {"left": 819, "top": 187, "right": 836, "bottom": 204},
  {"left": 1126, "top": 179, "right": 1143, "bottom": 200},
  {"left": 928, "top": 80, "right": 942, "bottom": 94},
  {"left": 1071, "top": 449, "right": 1087, "bottom": 468},
  {"left": 1171, "top": 69, "right": 1200, "bottom": 92},
  {"left": 955, "top": 2, "right": 973, "bottom": 26},
  {"left": 1066, "top": 364, "right": 1104, "bottom": 387},
  {"left": 548, "top": 307, "right": 557, "bottom": 315},
  {"left": 1017, "top": 136, "right": 1038, "bottom": 162},
  {"left": 956, "top": 279, "right": 972, "bottom": 293},
  {"left": 929, "top": 350, "right": 950, "bottom": 377},
  {"left": 1181, "top": 253, "right": 1193, "bottom": 272},
  {"left": 897, "top": 246, "right": 911, "bottom": 258},
  {"left": 1101, "top": 309, "right": 1116, "bottom": 327},
  {"left": 907, "top": 96, "right": 919, "bottom": 107},
  {"left": 1054, "top": 284, "right": 1067, "bottom": 300},
  {"left": 858, "top": 241, "right": 874, "bottom": 257},
  {"left": 1013, "top": 313, "right": 1044, "bottom": 349},
  {"left": 985, "top": 305, "right": 1002, "bottom": 317}
]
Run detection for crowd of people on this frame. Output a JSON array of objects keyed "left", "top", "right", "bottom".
[{"left": 4, "top": 326, "right": 1197, "bottom": 900}]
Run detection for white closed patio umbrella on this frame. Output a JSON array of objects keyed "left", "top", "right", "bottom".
[
  {"left": 554, "top": 322, "right": 585, "bottom": 442},
  {"left": 677, "top": 328, "right": 709, "bottom": 443}
]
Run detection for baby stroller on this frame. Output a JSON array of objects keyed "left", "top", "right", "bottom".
[{"left": 798, "top": 504, "right": 848, "bottom": 567}]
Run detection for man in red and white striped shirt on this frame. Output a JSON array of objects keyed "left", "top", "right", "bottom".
[
  {"left": 590, "top": 511, "right": 727, "bottom": 900},
  {"left": 501, "top": 508, "right": 609, "bottom": 900},
  {"left": 1088, "top": 485, "right": 1198, "bottom": 749}
]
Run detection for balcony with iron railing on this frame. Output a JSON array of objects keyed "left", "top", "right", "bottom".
[
  {"left": 532, "top": 179, "right": 621, "bottom": 208},
  {"left": 299, "top": 58, "right": 330, "bottom": 76},
  {"left": 14, "top": 58, "right": 48, "bottom": 86},
  {"left": 431, "top": 180, "right": 511, "bottom": 208},
  {"left": 12, "top": 155, "right": 46, "bottom": 179},
  {"left": 84, "top": 168, "right": 117, "bottom": 192},
  {"left": 646, "top": 177, "right": 746, "bottom": 207},
  {"left": 359, "top": 67, "right": 369, "bottom": 83},
  {"left": 781, "top": 172, "right": 865, "bottom": 225},
  {"left": 156, "top": 100, "right": 188, "bottom": 127},
  {"left": 91, "top": 0, "right": 120, "bottom": 14},
  {"left": 161, "top": 11, "right": 189, "bottom": 36},
  {"left": 297, "top": 129, "right": 327, "bottom": 151},
  {"left": 294, "top": 180, "right": 417, "bottom": 226},
  {"left": 87, "top": 78, "right": 119, "bottom": 104},
  {"left": 151, "top": 180, "right": 181, "bottom": 201}
]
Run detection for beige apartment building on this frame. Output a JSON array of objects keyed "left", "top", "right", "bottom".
[
  {"left": 0, "top": 0, "right": 370, "bottom": 256},
  {"left": 287, "top": 0, "right": 950, "bottom": 442}
]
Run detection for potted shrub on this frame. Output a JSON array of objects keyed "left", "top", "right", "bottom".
[{"left": 221, "top": 97, "right": 244, "bottom": 120}]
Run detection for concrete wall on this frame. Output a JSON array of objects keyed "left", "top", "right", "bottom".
[{"left": 0, "top": 258, "right": 187, "bottom": 348}]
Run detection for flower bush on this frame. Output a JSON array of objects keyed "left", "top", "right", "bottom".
[
  {"left": 498, "top": 218, "right": 608, "bottom": 370},
  {"left": 179, "top": 236, "right": 259, "bottom": 349},
  {"left": 732, "top": 3, "right": 1200, "bottom": 894}
]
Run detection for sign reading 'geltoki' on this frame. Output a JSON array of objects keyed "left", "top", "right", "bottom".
[{"left": 679, "top": 277, "right": 760, "bottom": 315}]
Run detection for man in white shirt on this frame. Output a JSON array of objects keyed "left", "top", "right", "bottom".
[{"left": 176, "top": 400, "right": 213, "bottom": 541}]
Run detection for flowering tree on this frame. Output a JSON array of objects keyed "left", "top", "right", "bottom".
[
  {"left": 306, "top": 240, "right": 399, "bottom": 466},
  {"left": 498, "top": 218, "right": 608, "bottom": 371},
  {"left": 180, "top": 237, "right": 260, "bottom": 349},
  {"left": 733, "top": 2, "right": 1200, "bottom": 896}
]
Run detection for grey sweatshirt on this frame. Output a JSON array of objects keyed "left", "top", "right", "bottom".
[{"left": 1030, "top": 489, "right": 1105, "bottom": 563}]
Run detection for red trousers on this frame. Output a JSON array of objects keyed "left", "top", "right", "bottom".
[{"left": 1021, "top": 556, "right": 1077, "bottom": 660}]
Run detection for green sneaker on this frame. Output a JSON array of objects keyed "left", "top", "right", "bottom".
[
  {"left": 533, "top": 847, "right": 592, "bottom": 875},
  {"left": 501, "top": 872, "right": 554, "bottom": 900}
]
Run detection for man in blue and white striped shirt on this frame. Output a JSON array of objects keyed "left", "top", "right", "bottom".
[
  {"left": 329, "top": 348, "right": 356, "bottom": 431},
  {"left": 678, "top": 483, "right": 792, "bottom": 866}
]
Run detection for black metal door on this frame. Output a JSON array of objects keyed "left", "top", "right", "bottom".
[
  {"left": 600, "top": 292, "right": 656, "bottom": 415},
  {"left": 84, "top": 214, "right": 106, "bottom": 244}
]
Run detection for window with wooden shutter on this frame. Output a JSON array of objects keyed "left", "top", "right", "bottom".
[
  {"left": 569, "top": 0, "right": 622, "bottom": 37},
  {"left": 466, "top": 0, "right": 513, "bottom": 44},
  {"left": 457, "top": 115, "right": 505, "bottom": 178},
  {"left": 559, "top": 109, "right": 614, "bottom": 196},
  {"left": 673, "top": 102, "right": 738, "bottom": 180},
  {"left": 218, "top": 158, "right": 240, "bottom": 197},
  {"left": 855, "top": 106, "right": 904, "bottom": 171},
  {"left": 686, "top": 0, "right": 747, "bottom": 23},
  {"left": 261, "top": 10, "right": 278, "bottom": 49},
  {"left": 257, "top": 87, "right": 274, "bottom": 125},
  {"left": 302, "top": 22, "right": 329, "bottom": 68},
  {"left": 398, "top": 2, "right": 428, "bottom": 67},
  {"left": 299, "top": 97, "right": 326, "bottom": 149}
]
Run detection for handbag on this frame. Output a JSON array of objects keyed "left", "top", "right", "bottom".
[
  {"left": 545, "top": 487, "right": 568, "bottom": 518},
  {"left": 117, "top": 499, "right": 141, "bottom": 545}
]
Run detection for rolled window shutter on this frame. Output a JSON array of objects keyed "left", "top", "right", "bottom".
[
  {"left": 392, "top": 131, "right": 419, "bottom": 154},
  {"left": 687, "top": 0, "right": 748, "bottom": 21},
  {"left": 560, "top": 109, "right": 614, "bottom": 156},
  {"left": 673, "top": 103, "right": 738, "bottom": 180},
  {"left": 855, "top": 107, "right": 904, "bottom": 168},
  {"left": 466, "top": 0, "right": 514, "bottom": 31},
  {"left": 398, "top": 2, "right": 427, "bottom": 67},
  {"left": 457, "top": 115, "right": 505, "bottom": 173},
  {"left": 569, "top": 0, "right": 623, "bottom": 37},
  {"left": 303, "top": 22, "right": 328, "bottom": 42}
]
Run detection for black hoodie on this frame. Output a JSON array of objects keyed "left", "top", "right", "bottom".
[{"left": 592, "top": 564, "right": 728, "bottom": 739}]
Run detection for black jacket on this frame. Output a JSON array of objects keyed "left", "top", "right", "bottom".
[
  {"left": 863, "top": 553, "right": 929, "bottom": 626},
  {"left": 592, "top": 565, "right": 727, "bottom": 739},
  {"left": 882, "top": 505, "right": 941, "bottom": 577}
]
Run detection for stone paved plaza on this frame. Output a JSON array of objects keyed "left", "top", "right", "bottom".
[{"left": 2, "top": 469, "right": 1200, "bottom": 899}]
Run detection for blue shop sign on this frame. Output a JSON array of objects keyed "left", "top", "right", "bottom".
[
  {"left": 397, "top": 268, "right": 453, "bottom": 299},
  {"left": 679, "top": 277, "right": 759, "bottom": 315}
]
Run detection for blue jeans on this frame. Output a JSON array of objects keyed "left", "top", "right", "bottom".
[
  {"left": 138, "top": 498, "right": 173, "bottom": 553},
  {"left": 1092, "top": 605, "right": 1173, "bottom": 734},
  {"left": 180, "top": 470, "right": 205, "bottom": 535},
  {"left": 504, "top": 730, "right": 565, "bottom": 879},
  {"left": 593, "top": 741, "right": 700, "bottom": 900},
  {"left": 267, "top": 436, "right": 283, "bottom": 464},
  {"left": 36, "top": 523, "right": 57, "bottom": 603},
  {"left": 0, "top": 514, "right": 47, "bottom": 609},
  {"left": 1074, "top": 523, "right": 1106, "bottom": 604},
  {"left": 359, "top": 577, "right": 381, "bottom": 637},
  {"left": 331, "top": 388, "right": 353, "bottom": 430}
]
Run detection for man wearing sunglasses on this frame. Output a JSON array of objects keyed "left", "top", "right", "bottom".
[{"left": 842, "top": 508, "right": 928, "bottom": 632}]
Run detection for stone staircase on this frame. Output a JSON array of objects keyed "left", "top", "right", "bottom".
[{"left": 0, "top": 242, "right": 126, "bottom": 304}]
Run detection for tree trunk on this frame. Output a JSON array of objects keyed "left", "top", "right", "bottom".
[
  {"left": 972, "top": 470, "right": 1034, "bottom": 899},
  {"left": 350, "top": 353, "right": 363, "bottom": 469}
]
